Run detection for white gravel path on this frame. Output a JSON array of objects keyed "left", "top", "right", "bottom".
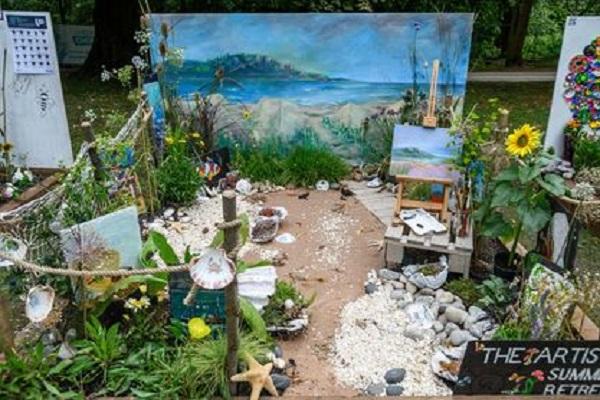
[{"left": 330, "top": 283, "right": 452, "bottom": 396}]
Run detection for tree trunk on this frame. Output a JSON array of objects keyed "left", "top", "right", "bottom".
[
  {"left": 81, "top": 0, "right": 140, "bottom": 75},
  {"left": 504, "top": 0, "right": 535, "bottom": 67}
]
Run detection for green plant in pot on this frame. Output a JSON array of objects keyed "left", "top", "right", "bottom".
[{"left": 474, "top": 124, "right": 566, "bottom": 279}]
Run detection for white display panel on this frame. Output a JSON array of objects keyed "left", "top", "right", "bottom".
[{"left": 0, "top": 11, "right": 73, "bottom": 168}]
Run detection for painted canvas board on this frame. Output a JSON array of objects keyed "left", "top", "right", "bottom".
[
  {"left": 149, "top": 13, "right": 473, "bottom": 158},
  {"left": 389, "top": 125, "right": 459, "bottom": 179},
  {"left": 59, "top": 206, "right": 143, "bottom": 269},
  {"left": 546, "top": 16, "right": 600, "bottom": 157}
]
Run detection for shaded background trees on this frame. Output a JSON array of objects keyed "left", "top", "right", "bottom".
[{"left": 4, "top": 0, "right": 600, "bottom": 71}]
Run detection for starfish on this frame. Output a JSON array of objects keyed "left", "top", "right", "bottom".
[{"left": 230, "top": 353, "right": 279, "bottom": 400}]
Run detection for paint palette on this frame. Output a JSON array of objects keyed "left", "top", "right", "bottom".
[{"left": 6, "top": 14, "right": 53, "bottom": 74}]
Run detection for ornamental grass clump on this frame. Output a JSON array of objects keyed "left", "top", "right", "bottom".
[{"left": 475, "top": 124, "right": 566, "bottom": 268}]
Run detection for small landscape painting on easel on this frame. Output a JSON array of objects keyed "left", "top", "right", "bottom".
[{"left": 389, "top": 125, "right": 460, "bottom": 180}]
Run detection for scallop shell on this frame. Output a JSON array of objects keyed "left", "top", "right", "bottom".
[
  {"left": 25, "top": 285, "right": 55, "bottom": 323},
  {"left": 189, "top": 248, "right": 235, "bottom": 290}
]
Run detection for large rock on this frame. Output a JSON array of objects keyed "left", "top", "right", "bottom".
[
  {"left": 384, "top": 368, "right": 406, "bottom": 384},
  {"left": 271, "top": 373, "right": 291, "bottom": 392},
  {"left": 365, "top": 382, "right": 386, "bottom": 396},
  {"left": 386, "top": 385, "right": 405, "bottom": 396},
  {"left": 378, "top": 269, "right": 401, "bottom": 281},
  {"left": 445, "top": 306, "right": 468, "bottom": 324},
  {"left": 449, "top": 329, "right": 476, "bottom": 346}
]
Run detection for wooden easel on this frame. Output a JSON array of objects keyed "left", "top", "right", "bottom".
[{"left": 392, "top": 59, "right": 452, "bottom": 227}]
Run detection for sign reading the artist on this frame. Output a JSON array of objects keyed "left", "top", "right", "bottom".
[{"left": 455, "top": 341, "right": 600, "bottom": 396}]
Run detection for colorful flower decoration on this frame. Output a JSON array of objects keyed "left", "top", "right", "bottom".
[
  {"left": 188, "top": 317, "right": 211, "bottom": 340},
  {"left": 564, "top": 36, "right": 600, "bottom": 131}
]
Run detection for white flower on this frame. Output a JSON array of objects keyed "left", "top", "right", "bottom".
[
  {"left": 100, "top": 69, "right": 111, "bottom": 82},
  {"left": 124, "top": 296, "right": 151, "bottom": 312},
  {"left": 12, "top": 168, "right": 24, "bottom": 183},
  {"left": 2, "top": 184, "right": 15, "bottom": 199},
  {"left": 84, "top": 109, "right": 97, "bottom": 122},
  {"left": 23, "top": 169, "right": 33, "bottom": 181},
  {"left": 131, "top": 55, "right": 147, "bottom": 70}
]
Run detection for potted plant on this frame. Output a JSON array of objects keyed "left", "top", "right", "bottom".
[{"left": 474, "top": 124, "right": 566, "bottom": 280}]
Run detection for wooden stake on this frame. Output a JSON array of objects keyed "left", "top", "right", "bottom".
[
  {"left": 81, "top": 121, "right": 105, "bottom": 182},
  {"left": 222, "top": 190, "right": 240, "bottom": 396}
]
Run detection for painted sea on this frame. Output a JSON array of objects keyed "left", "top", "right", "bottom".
[{"left": 174, "top": 75, "right": 466, "bottom": 106}]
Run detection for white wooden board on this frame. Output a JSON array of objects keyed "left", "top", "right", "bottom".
[
  {"left": 0, "top": 11, "right": 73, "bottom": 168},
  {"left": 546, "top": 16, "right": 600, "bottom": 157}
]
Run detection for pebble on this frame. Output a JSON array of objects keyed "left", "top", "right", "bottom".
[
  {"left": 273, "top": 357, "right": 286, "bottom": 369},
  {"left": 386, "top": 385, "right": 405, "bottom": 396},
  {"left": 444, "top": 306, "right": 468, "bottom": 324},
  {"left": 444, "top": 322, "right": 459, "bottom": 335},
  {"left": 273, "top": 345, "right": 283, "bottom": 358},
  {"left": 435, "top": 290, "right": 454, "bottom": 304},
  {"left": 365, "top": 283, "right": 377, "bottom": 294},
  {"left": 180, "top": 216, "right": 192, "bottom": 223},
  {"left": 449, "top": 329, "right": 476, "bottom": 346},
  {"left": 271, "top": 373, "right": 291, "bottom": 392},
  {"left": 391, "top": 281, "right": 405, "bottom": 290},
  {"left": 406, "top": 282, "right": 417, "bottom": 294},
  {"left": 415, "top": 295, "right": 434, "bottom": 305},
  {"left": 378, "top": 269, "right": 401, "bottom": 281},
  {"left": 438, "top": 304, "right": 447, "bottom": 314},
  {"left": 390, "top": 289, "right": 406, "bottom": 300},
  {"left": 469, "top": 320, "right": 494, "bottom": 339},
  {"left": 437, "top": 314, "right": 447, "bottom": 325},
  {"left": 384, "top": 368, "right": 406, "bottom": 384},
  {"left": 399, "top": 274, "right": 408, "bottom": 284},
  {"left": 365, "top": 382, "right": 386, "bottom": 396},
  {"left": 419, "top": 288, "right": 435, "bottom": 296},
  {"left": 451, "top": 301, "right": 466, "bottom": 311},
  {"left": 468, "top": 305, "right": 488, "bottom": 321},
  {"left": 403, "top": 325, "right": 426, "bottom": 341},
  {"left": 433, "top": 321, "right": 444, "bottom": 333}
]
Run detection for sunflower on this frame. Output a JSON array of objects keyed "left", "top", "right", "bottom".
[{"left": 505, "top": 124, "right": 541, "bottom": 158}]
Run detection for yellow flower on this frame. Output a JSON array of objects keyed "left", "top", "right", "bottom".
[
  {"left": 188, "top": 317, "right": 211, "bottom": 340},
  {"left": 139, "top": 284, "right": 147, "bottom": 294},
  {"left": 190, "top": 132, "right": 201, "bottom": 139},
  {"left": 567, "top": 119, "right": 580, "bottom": 129},
  {"left": 590, "top": 120, "right": 600, "bottom": 129},
  {"left": 505, "top": 124, "right": 541, "bottom": 158},
  {"left": 164, "top": 136, "right": 174, "bottom": 145},
  {"left": 242, "top": 110, "right": 252, "bottom": 120}
]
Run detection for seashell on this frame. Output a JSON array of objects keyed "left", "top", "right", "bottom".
[
  {"left": 235, "top": 179, "right": 253, "bottom": 195},
  {"left": 431, "top": 350, "right": 459, "bottom": 382},
  {"left": 315, "top": 180, "right": 330, "bottom": 191},
  {"left": 251, "top": 216, "right": 279, "bottom": 243},
  {"left": 25, "top": 285, "right": 55, "bottom": 323},
  {"left": 0, "top": 234, "right": 27, "bottom": 268},
  {"left": 258, "top": 206, "right": 288, "bottom": 223},
  {"left": 189, "top": 248, "right": 235, "bottom": 290}
]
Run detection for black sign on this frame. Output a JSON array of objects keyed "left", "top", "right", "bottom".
[
  {"left": 455, "top": 341, "right": 600, "bottom": 396},
  {"left": 6, "top": 14, "right": 48, "bottom": 30}
]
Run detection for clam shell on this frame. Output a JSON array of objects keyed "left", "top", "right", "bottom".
[
  {"left": 251, "top": 216, "right": 279, "bottom": 243},
  {"left": 25, "top": 285, "right": 55, "bottom": 323},
  {"left": 189, "top": 248, "right": 235, "bottom": 290}
]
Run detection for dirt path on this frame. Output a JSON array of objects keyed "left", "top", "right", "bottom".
[{"left": 242, "top": 189, "right": 385, "bottom": 397}]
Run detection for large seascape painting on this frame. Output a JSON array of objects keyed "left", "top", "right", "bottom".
[{"left": 149, "top": 13, "right": 473, "bottom": 159}]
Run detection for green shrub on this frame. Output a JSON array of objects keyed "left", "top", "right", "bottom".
[
  {"left": 444, "top": 278, "right": 481, "bottom": 307},
  {"left": 233, "top": 147, "right": 286, "bottom": 185},
  {"left": 262, "top": 280, "right": 315, "bottom": 327},
  {"left": 574, "top": 137, "right": 600, "bottom": 170},
  {"left": 282, "top": 146, "right": 349, "bottom": 186},
  {"left": 156, "top": 146, "right": 202, "bottom": 206}
]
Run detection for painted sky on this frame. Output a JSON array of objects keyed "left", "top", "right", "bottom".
[
  {"left": 150, "top": 13, "right": 473, "bottom": 84},
  {"left": 392, "top": 125, "right": 457, "bottom": 157}
]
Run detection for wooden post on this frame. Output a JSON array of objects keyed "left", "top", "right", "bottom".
[
  {"left": 0, "top": 290, "right": 14, "bottom": 356},
  {"left": 81, "top": 121, "right": 105, "bottom": 182},
  {"left": 222, "top": 190, "right": 240, "bottom": 396}
]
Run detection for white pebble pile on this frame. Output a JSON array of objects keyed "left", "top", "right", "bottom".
[{"left": 330, "top": 283, "right": 452, "bottom": 396}]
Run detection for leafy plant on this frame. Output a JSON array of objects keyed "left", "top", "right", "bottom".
[
  {"left": 156, "top": 130, "right": 202, "bottom": 206},
  {"left": 61, "top": 317, "right": 125, "bottom": 387},
  {"left": 492, "top": 320, "right": 531, "bottom": 340},
  {"left": 476, "top": 275, "right": 515, "bottom": 321},
  {"left": 574, "top": 137, "right": 600, "bottom": 170},
  {"left": 445, "top": 277, "right": 481, "bottom": 307},
  {"left": 475, "top": 125, "right": 566, "bottom": 268},
  {"left": 240, "top": 297, "right": 271, "bottom": 343},
  {"left": 262, "top": 280, "right": 315, "bottom": 327},
  {"left": 172, "top": 333, "right": 271, "bottom": 399},
  {"left": 0, "top": 343, "right": 81, "bottom": 399}
]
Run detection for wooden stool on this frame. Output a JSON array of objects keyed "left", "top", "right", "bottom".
[{"left": 392, "top": 175, "right": 453, "bottom": 226}]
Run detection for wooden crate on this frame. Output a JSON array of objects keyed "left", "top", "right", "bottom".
[{"left": 384, "top": 222, "right": 473, "bottom": 277}]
